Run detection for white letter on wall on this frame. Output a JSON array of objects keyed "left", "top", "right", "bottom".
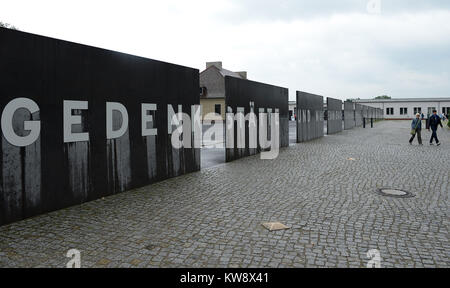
[
  {"left": 236, "top": 107, "right": 245, "bottom": 149},
  {"left": 191, "top": 105, "right": 202, "bottom": 149},
  {"left": 168, "top": 104, "right": 182, "bottom": 134},
  {"left": 261, "top": 110, "right": 280, "bottom": 160},
  {"left": 1, "top": 98, "right": 41, "bottom": 147},
  {"left": 63, "top": 100, "right": 89, "bottom": 143},
  {"left": 142, "top": 104, "right": 158, "bottom": 136},
  {"left": 106, "top": 102, "right": 129, "bottom": 139}
]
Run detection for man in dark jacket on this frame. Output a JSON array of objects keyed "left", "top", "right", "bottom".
[
  {"left": 410, "top": 113, "right": 423, "bottom": 145},
  {"left": 428, "top": 110, "right": 443, "bottom": 146}
]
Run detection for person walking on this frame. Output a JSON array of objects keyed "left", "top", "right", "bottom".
[
  {"left": 409, "top": 113, "right": 423, "bottom": 145},
  {"left": 428, "top": 110, "right": 443, "bottom": 146}
]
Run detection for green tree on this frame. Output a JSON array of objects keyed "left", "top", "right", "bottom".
[
  {"left": 0, "top": 21, "right": 18, "bottom": 30},
  {"left": 374, "top": 95, "right": 391, "bottom": 100}
]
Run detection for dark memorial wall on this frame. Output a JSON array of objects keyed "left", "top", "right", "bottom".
[
  {"left": 225, "top": 76, "right": 289, "bottom": 162},
  {"left": 327, "top": 98, "right": 343, "bottom": 135},
  {"left": 296, "top": 91, "right": 324, "bottom": 142},
  {"left": 344, "top": 101, "right": 355, "bottom": 130},
  {"left": 0, "top": 28, "right": 200, "bottom": 225},
  {"left": 363, "top": 106, "right": 369, "bottom": 121},
  {"left": 355, "top": 104, "right": 363, "bottom": 127},
  {"left": 378, "top": 108, "right": 383, "bottom": 119}
]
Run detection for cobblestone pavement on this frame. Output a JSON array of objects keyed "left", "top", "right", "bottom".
[{"left": 1, "top": 121, "right": 449, "bottom": 268}]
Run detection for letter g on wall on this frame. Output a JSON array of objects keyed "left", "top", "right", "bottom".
[{"left": 1, "top": 98, "right": 41, "bottom": 147}]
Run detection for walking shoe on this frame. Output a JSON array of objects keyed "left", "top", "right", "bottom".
[
  {"left": 437, "top": 143, "right": 441, "bottom": 146},
  {"left": 430, "top": 143, "right": 434, "bottom": 146}
]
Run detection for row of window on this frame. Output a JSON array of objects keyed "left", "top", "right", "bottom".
[{"left": 386, "top": 107, "right": 450, "bottom": 116}]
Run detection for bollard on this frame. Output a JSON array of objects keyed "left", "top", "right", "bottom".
[
  {"left": 363, "top": 117, "right": 366, "bottom": 128},
  {"left": 371, "top": 118, "right": 373, "bottom": 128}
]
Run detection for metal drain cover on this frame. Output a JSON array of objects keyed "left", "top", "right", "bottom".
[{"left": 377, "top": 188, "right": 415, "bottom": 198}]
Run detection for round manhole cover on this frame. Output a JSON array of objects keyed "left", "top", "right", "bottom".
[{"left": 377, "top": 188, "right": 415, "bottom": 198}]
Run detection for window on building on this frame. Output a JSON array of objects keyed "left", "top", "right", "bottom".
[
  {"left": 215, "top": 104, "right": 221, "bottom": 115},
  {"left": 400, "top": 107, "right": 408, "bottom": 115},
  {"left": 442, "top": 107, "right": 450, "bottom": 115},
  {"left": 386, "top": 108, "right": 394, "bottom": 115},
  {"left": 200, "top": 87, "right": 207, "bottom": 97},
  {"left": 414, "top": 107, "right": 422, "bottom": 115},
  {"left": 427, "top": 107, "right": 436, "bottom": 116}
]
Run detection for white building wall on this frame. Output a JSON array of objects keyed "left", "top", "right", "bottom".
[
  {"left": 290, "top": 99, "right": 450, "bottom": 120},
  {"left": 358, "top": 100, "right": 450, "bottom": 119}
]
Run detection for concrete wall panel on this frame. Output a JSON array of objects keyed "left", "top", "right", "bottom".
[
  {"left": 355, "top": 104, "right": 363, "bottom": 127},
  {"left": 344, "top": 101, "right": 355, "bottom": 130},
  {"left": 296, "top": 92, "right": 324, "bottom": 142},
  {"left": 327, "top": 98, "right": 343, "bottom": 135},
  {"left": 225, "top": 77, "right": 289, "bottom": 162}
]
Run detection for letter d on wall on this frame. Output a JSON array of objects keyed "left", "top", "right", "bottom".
[
  {"left": 1, "top": 98, "right": 41, "bottom": 147},
  {"left": 106, "top": 102, "right": 129, "bottom": 139}
]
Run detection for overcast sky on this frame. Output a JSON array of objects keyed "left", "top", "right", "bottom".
[{"left": 1, "top": 0, "right": 449, "bottom": 101}]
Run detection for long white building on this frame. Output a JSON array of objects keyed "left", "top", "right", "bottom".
[{"left": 355, "top": 98, "right": 450, "bottom": 120}]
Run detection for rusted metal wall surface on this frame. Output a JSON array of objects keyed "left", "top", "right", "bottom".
[
  {"left": 225, "top": 77, "right": 289, "bottom": 162},
  {"left": 296, "top": 91, "right": 324, "bottom": 142},
  {"left": 344, "top": 101, "right": 355, "bottom": 130},
  {"left": 0, "top": 28, "right": 200, "bottom": 225},
  {"left": 327, "top": 98, "right": 343, "bottom": 135}
]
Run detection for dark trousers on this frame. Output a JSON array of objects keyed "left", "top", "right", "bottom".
[
  {"left": 430, "top": 128, "right": 439, "bottom": 144},
  {"left": 410, "top": 129, "right": 422, "bottom": 144}
]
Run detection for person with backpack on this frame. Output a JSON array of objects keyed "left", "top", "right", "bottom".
[
  {"left": 409, "top": 113, "right": 423, "bottom": 145},
  {"left": 428, "top": 110, "right": 443, "bottom": 146}
]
